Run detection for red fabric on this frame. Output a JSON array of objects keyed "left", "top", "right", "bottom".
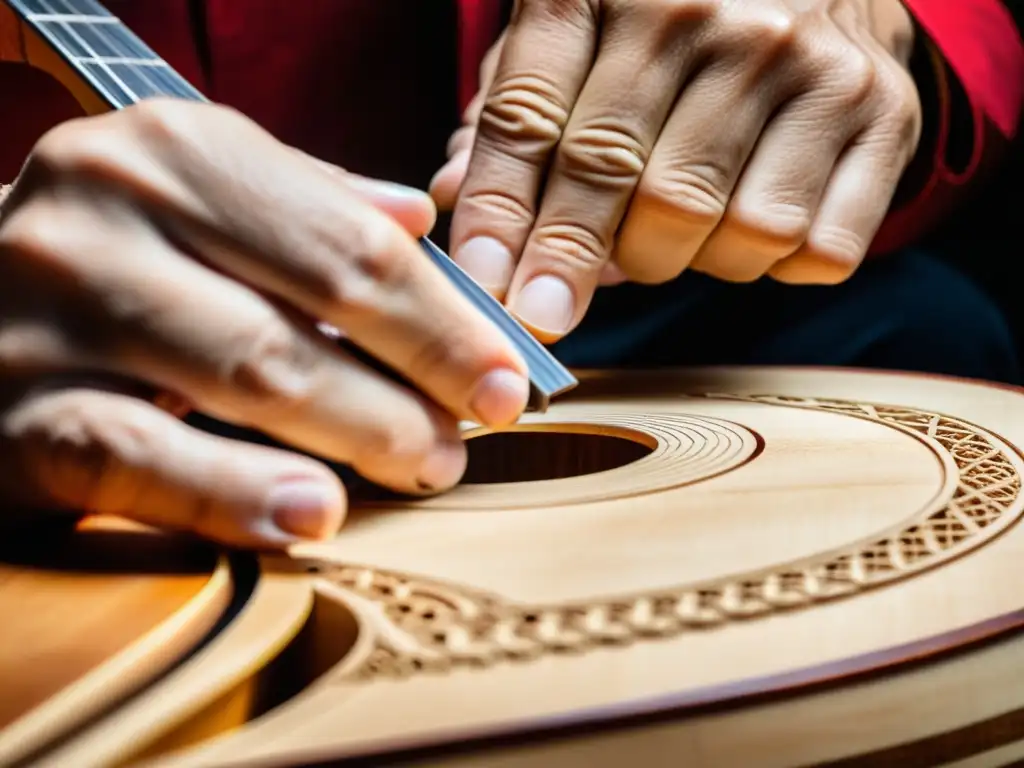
[
  {"left": 456, "top": 0, "right": 505, "bottom": 113},
  {"left": 0, "top": 1, "right": 485, "bottom": 187},
  {"left": 0, "top": 0, "right": 207, "bottom": 180},
  {"left": 197, "top": 1, "right": 466, "bottom": 185},
  {"left": 905, "top": 0, "right": 1023, "bottom": 139},
  {"left": 871, "top": 0, "right": 1024, "bottom": 254}
]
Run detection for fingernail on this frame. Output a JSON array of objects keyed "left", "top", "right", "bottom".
[
  {"left": 511, "top": 275, "right": 575, "bottom": 336},
  {"left": 345, "top": 175, "right": 432, "bottom": 203},
  {"left": 454, "top": 236, "right": 514, "bottom": 295},
  {"left": 417, "top": 440, "right": 468, "bottom": 492},
  {"left": 471, "top": 368, "right": 529, "bottom": 427},
  {"left": 266, "top": 480, "right": 340, "bottom": 539}
]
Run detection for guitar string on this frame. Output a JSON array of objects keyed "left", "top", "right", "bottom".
[{"left": 29, "top": 0, "right": 204, "bottom": 105}]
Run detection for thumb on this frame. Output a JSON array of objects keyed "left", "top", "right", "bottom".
[{"left": 1, "top": 386, "right": 347, "bottom": 549}]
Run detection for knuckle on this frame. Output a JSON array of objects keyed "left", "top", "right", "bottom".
[
  {"left": 322, "top": 219, "right": 413, "bottom": 315},
  {"left": 625, "top": 0, "right": 715, "bottom": 44},
  {"left": 222, "top": 319, "right": 320, "bottom": 411},
  {"left": 31, "top": 117, "right": 127, "bottom": 182},
  {"left": 8, "top": 391, "right": 155, "bottom": 513},
  {"left": 725, "top": 202, "right": 812, "bottom": 254},
  {"left": 755, "top": 11, "right": 799, "bottom": 51},
  {"left": 0, "top": 195, "right": 92, "bottom": 271},
  {"left": 459, "top": 188, "right": 535, "bottom": 228},
  {"left": 638, "top": 163, "right": 732, "bottom": 225},
  {"left": 558, "top": 123, "right": 648, "bottom": 189},
  {"left": 531, "top": 221, "right": 608, "bottom": 273},
  {"left": 656, "top": 0, "right": 717, "bottom": 24},
  {"left": 125, "top": 97, "right": 203, "bottom": 147},
  {"left": 0, "top": 198, "right": 59, "bottom": 259},
  {"left": 532, "top": 0, "right": 596, "bottom": 24},
  {"left": 0, "top": 322, "right": 68, "bottom": 371},
  {"left": 828, "top": 50, "right": 878, "bottom": 108},
  {"left": 804, "top": 225, "right": 866, "bottom": 280},
  {"left": 876, "top": 70, "right": 923, "bottom": 152},
  {"left": 727, "top": 7, "right": 798, "bottom": 55},
  {"left": 479, "top": 74, "right": 570, "bottom": 160},
  {"left": 344, "top": 218, "right": 406, "bottom": 284},
  {"left": 359, "top": 410, "right": 437, "bottom": 466},
  {"left": 405, "top": 324, "right": 476, "bottom": 388}
]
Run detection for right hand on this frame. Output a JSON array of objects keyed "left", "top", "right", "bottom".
[{"left": 0, "top": 99, "right": 530, "bottom": 549}]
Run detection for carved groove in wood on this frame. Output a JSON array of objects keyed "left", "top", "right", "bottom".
[
  {"left": 412, "top": 412, "right": 761, "bottom": 510},
  {"left": 305, "top": 395, "right": 1024, "bottom": 681}
]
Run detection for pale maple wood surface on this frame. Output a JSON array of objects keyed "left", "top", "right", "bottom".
[
  {"left": 4, "top": 4, "right": 1024, "bottom": 765},
  {"left": 6, "top": 367, "right": 1024, "bottom": 768}
]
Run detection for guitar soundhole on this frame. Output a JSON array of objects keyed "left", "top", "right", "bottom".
[{"left": 462, "top": 429, "right": 653, "bottom": 484}]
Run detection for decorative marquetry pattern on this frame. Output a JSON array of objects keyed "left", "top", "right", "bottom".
[{"left": 306, "top": 394, "right": 1024, "bottom": 681}]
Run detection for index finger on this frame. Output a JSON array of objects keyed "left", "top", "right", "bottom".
[
  {"left": 104, "top": 101, "right": 533, "bottom": 428},
  {"left": 449, "top": 1, "right": 597, "bottom": 301}
]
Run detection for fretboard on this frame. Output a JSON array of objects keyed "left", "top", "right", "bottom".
[
  {"left": 3, "top": 0, "right": 578, "bottom": 411},
  {"left": 7, "top": 0, "right": 206, "bottom": 106}
]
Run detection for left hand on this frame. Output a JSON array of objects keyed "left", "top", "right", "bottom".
[{"left": 431, "top": 0, "right": 921, "bottom": 343}]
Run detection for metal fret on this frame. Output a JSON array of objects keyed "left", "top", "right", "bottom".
[
  {"left": 24, "top": 14, "right": 115, "bottom": 22},
  {"left": 13, "top": 0, "right": 112, "bottom": 16},
  {"left": 37, "top": 20, "right": 160, "bottom": 59},
  {"left": 7, "top": 0, "right": 203, "bottom": 106},
  {"left": 2, "top": 0, "right": 577, "bottom": 411},
  {"left": 76, "top": 57, "right": 169, "bottom": 66}
]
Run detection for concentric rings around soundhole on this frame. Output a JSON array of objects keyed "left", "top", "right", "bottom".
[{"left": 412, "top": 413, "right": 761, "bottom": 510}]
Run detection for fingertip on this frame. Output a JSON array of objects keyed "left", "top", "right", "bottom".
[
  {"left": 343, "top": 175, "right": 437, "bottom": 236},
  {"left": 451, "top": 234, "right": 514, "bottom": 296},
  {"left": 470, "top": 367, "right": 530, "bottom": 428},
  {"left": 416, "top": 439, "right": 469, "bottom": 493},
  {"left": 265, "top": 473, "right": 347, "bottom": 542},
  {"left": 767, "top": 249, "right": 857, "bottom": 285},
  {"left": 507, "top": 274, "right": 578, "bottom": 342}
]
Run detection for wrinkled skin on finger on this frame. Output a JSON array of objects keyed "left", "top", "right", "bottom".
[{"left": 432, "top": 0, "right": 921, "bottom": 343}]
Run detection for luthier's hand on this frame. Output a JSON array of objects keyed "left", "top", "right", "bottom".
[
  {"left": 0, "top": 100, "right": 529, "bottom": 549},
  {"left": 432, "top": 0, "right": 921, "bottom": 342}
]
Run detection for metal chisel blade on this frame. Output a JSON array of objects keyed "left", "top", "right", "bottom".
[{"left": 419, "top": 237, "right": 577, "bottom": 413}]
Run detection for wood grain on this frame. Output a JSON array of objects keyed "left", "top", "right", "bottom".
[{"left": 7, "top": 367, "right": 1024, "bottom": 767}]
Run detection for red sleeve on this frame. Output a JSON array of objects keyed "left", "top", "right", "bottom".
[
  {"left": 455, "top": 0, "right": 505, "bottom": 113},
  {"left": 871, "top": 0, "right": 1024, "bottom": 254}
]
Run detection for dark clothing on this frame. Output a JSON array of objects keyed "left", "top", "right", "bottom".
[{"left": 553, "top": 250, "right": 1020, "bottom": 384}]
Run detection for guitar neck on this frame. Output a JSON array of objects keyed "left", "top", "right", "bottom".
[
  {"left": 2, "top": 0, "right": 577, "bottom": 411},
  {"left": 6, "top": 0, "right": 205, "bottom": 105}
]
